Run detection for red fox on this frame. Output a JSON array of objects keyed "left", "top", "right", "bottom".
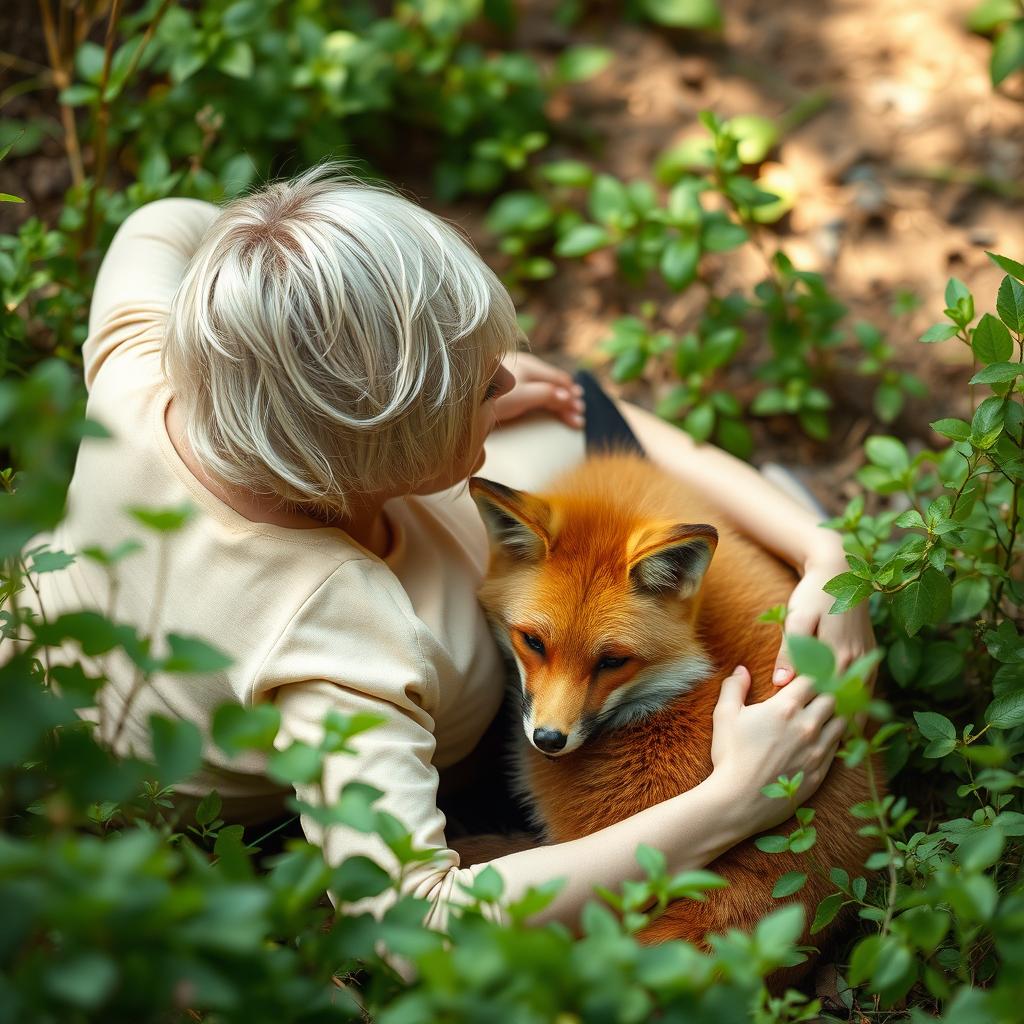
[{"left": 469, "top": 452, "right": 876, "bottom": 970}]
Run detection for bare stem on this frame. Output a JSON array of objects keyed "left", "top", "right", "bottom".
[
  {"left": 82, "top": 0, "right": 123, "bottom": 252},
  {"left": 110, "top": 532, "right": 167, "bottom": 749},
  {"left": 37, "top": 0, "right": 85, "bottom": 187}
]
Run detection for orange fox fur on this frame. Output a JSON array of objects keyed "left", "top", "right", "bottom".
[{"left": 470, "top": 452, "right": 877, "bottom": 970}]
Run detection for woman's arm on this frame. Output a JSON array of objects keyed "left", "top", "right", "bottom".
[
  {"left": 84, "top": 197, "right": 220, "bottom": 388},
  {"left": 274, "top": 660, "right": 842, "bottom": 932},
  {"left": 617, "top": 400, "right": 875, "bottom": 686},
  {"left": 487, "top": 667, "right": 843, "bottom": 924},
  {"left": 618, "top": 401, "right": 844, "bottom": 571}
]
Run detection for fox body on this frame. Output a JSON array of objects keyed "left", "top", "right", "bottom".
[{"left": 470, "top": 452, "right": 876, "bottom": 963}]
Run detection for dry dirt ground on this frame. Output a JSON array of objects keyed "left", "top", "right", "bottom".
[{"left": 3, "top": 0, "right": 1023, "bottom": 512}]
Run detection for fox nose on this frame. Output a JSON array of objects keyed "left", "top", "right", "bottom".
[{"left": 532, "top": 728, "right": 567, "bottom": 753}]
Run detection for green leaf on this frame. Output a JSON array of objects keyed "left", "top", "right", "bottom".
[
  {"left": 987, "top": 250, "right": 1024, "bottom": 282},
  {"left": 195, "top": 790, "right": 222, "bottom": 826},
  {"left": 822, "top": 572, "right": 873, "bottom": 614},
  {"left": 163, "top": 634, "right": 233, "bottom": 674},
  {"left": 996, "top": 275, "right": 1024, "bottom": 333},
  {"left": 914, "top": 710, "right": 956, "bottom": 741},
  {"left": 874, "top": 381, "right": 903, "bottom": 423},
  {"left": 971, "top": 395, "right": 1006, "bottom": 448},
  {"left": 660, "top": 236, "right": 700, "bottom": 290},
  {"left": 539, "top": 160, "right": 594, "bottom": 187},
  {"left": 58, "top": 84, "right": 100, "bottom": 106},
  {"left": 753, "top": 904, "right": 805, "bottom": 950},
  {"left": 969, "top": 1, "right": 1021, "bottom": 34},
  {"left": 334, "top": 781, "right": 384, "bottom": 833},
  {"left": 810, "top": 891, "right": 845, "bottom": 934},
  {"left": 986, "top": 691, "right": 1024, "bottom": 729},
  {"left": 972, "top": 313, "right": 1014, "bottom": 363},
  {"left": 715, "top": 416, "right": 753, "bottom": 459},
  {"left": 930, "top": 417, "right": 972, "bottom": 442},
  {"left": 486, "top": 192, "right": 554, "bottom": 235},
  {"left": 727, "top": 115, "right": 779, "bottom": 165},
  {"left": 333, "top": 855, "right": 392, "bottom": 902},
  {"left": 701, "top": 216, "right": 748, "bottom": 252},
  {"left": 945, "top": 277, "right": 971, "bottom": 309},
  {"left": 554, "top": 223, "right": 611, "bottom": 258},
  {"left": 150, "top": 714, "right": 203, "bottom": 786},
  {"left": 217, "top": 40, "right": 254, "bottom": 79},
  {"left": 787, "top": 634, "right": 836, "bottom": 682},
  {"left": 75, "top": 40, "right": 106, "bottom": 84},
  {"left": 589, "top": 175, "right": 633, "bottom": 228},
  {"left": 949, "top": 577, "right": 991, "bottom": 622},
  {"left": 969, "top": 361, "right": 1023, "bottom": 385},
  {"left": 771, "top": 871, "right": 807, "bottom": 898},
  {"left": 894, "top": 509, "right": 926, "bottom": 529},
  {"left": 212, "top": 703, "right": 281, "bottom": 757},
  {"left": 682, "top": 401, "right": 714, "bottom": 442},
  {"left": 894, "top": 568, "right": 952, "bottom": 636},
  {"left": 919, "top": 323, "right": 957, "bottom": 343},
  {"left": 641, "top": 0, "right": 722, "bottom": 29},
  {"left": 556, "top": 45, "right": 613, "bottom": 82},
  {"left": 45, "top": 952, "right": 118, "bottom": 1009},
  {"left": 128, "top": 503, "right": 195, "bottom": 533},
  {"left": 754, "top": 834, "right": 789, "bottom": 853},
  {"left": 27, "top": 548, "right": 75, "bottom": 574},
  {"left": 267, "top": 741, "right": 323, "bottom": 785},
  {"left": 991, "top": 21, "right": 1024, "bottom": 85},
  {"left": 865, "top": 435, "right": 910, "bottom": 472}
]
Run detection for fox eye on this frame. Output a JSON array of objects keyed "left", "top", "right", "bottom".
[
  {"left": 597, "top": 655, "right": 629, "bottom": 672},
  {"left": 521, "top": 631, "right": 546, "bottom": 655}
]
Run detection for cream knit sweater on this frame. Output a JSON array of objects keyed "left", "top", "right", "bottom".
[{"left": 31, "top": 198, "right": 589, "bottom": 928}]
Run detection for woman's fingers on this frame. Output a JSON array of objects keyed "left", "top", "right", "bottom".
[
  {"left": 714, "top": 665, "right": 751, "bottom": 722},
  {"left": 817, "top": 714, "right": 848, "bottom": 757},
  {"left": 769, "top": 673, "right": 818, "bottom": 710},
  {"left": 802, "top": 692, "right": 837, "bottom": 731},
  {"left": 772, "top": 612, "right": 820, "bottom": 687},
  {"left": 494, "top": 380, "right": 584, "bottom": 428}
]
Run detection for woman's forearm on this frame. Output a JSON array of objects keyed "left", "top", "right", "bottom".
[
  {"left": 483, "top": 773, "right": 745, "bottom": 927},
  {"left": 619, "top": 401, "right": 845, "bottom": 571}
]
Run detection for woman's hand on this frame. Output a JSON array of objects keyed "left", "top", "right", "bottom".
[
  {"left": 771, "top": 548, "right": 878, "bottom": 688},
  {"left": 493, "top": 352, "right": 584, "bottom": 429},
  {"left": 708, "top": 666, "right": 846, "bottom": 835}
]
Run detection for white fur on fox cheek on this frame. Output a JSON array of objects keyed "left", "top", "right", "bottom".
[{"left": 597, "top": 654, "right": 715, "bottom": 727}]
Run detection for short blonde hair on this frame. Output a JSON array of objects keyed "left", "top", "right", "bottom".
[{"left": 162, "top": 161, "right": 521, "bottom": 516}]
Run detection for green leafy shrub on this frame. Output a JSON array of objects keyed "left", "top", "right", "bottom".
[
  {"left": 3, "top": 4, "right": 1023, "bottom": 1019},
  {"left": 486, "top": 112, "right": 923, "bottom": 451},
  {"left": 968, "top": 0, "right": 1024, "bottom": 87}
]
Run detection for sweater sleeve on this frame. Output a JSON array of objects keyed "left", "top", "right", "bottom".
[
  {"left": 83, "top": 197, "right": 221, "bottom": 389},
  {"left": 257, "top": 559, "right": 504, "bottom": 931}
]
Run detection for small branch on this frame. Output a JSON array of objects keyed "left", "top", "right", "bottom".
[
  {"left": 0, "top": 50, "right": 53, "bottom": 76},
  {"left": 892, "top": 164, "right": 1024, "bottom": 202},
  {"left": 82, "top": 0, "right": 123, "bottom": 252},
  {"left": 119, "top": 0, "right": 174, "bottom": 86},
  {"left": 37, "top": 0, "right": 85, "bottom": 187}
]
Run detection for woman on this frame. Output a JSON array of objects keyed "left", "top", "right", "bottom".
[{"left": 38, "top": 162, "right": 872, "bottom": 929}]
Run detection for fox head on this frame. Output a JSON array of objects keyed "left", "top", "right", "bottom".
[{"left": 470, "top": 475, "right": 718, "bottom": 757}]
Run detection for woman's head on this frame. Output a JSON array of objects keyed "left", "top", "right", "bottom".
[{"left": 162, "top": 161, "right": 521, "bottom": 517}]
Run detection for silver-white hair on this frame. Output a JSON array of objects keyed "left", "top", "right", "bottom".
[{"left": 162, "top": 160, "right": 521, "bottom": 516}]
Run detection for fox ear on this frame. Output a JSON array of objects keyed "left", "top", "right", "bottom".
[
  {"left": 470, "top": 477, "right": 552, "bottom": 560},
  {"left": 628, "top": 523, "right": 718, "bottom": 599}
]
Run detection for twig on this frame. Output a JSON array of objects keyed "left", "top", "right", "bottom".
[
  {"left": 0, "top": 50, "right": 53, "bottom": 76},
  {"left": 82, "top": 0, "right": 123, "bottom": 252},
  {"left": 119, "top": 0, "right": 174, "bottom": 87},
  {"left": 892, "top": 164, "right": 1024, "bottom": 201},
  {"left": 37, "top": 0, "right": 85, "bottom": 187}
]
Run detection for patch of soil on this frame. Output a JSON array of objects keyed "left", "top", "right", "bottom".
[{"left": 3, "top": 0, "right": 1023, "bottom": 511}]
